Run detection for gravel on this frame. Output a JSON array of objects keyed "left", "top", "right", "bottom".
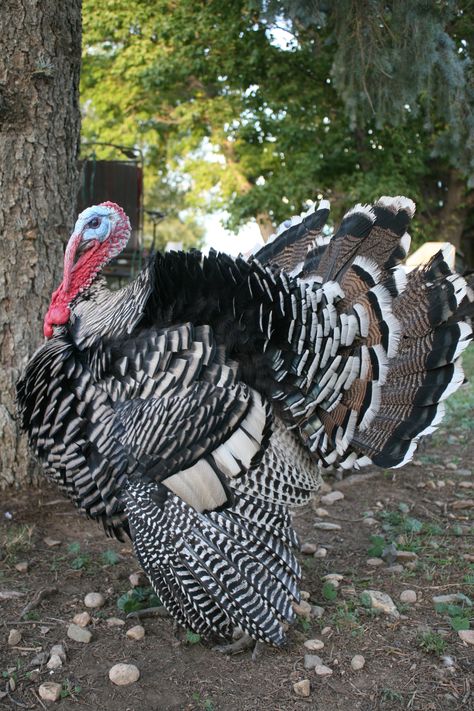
[
  {"left": 320, "top": 491, "right": 344, "bottom": 505},
  {"left": 400, "top": 590, "right": 417, "bottom": 603},
  {"left": 293, "top": 679, "right": 310, "bottom": 697},
  {"left": 67, "top": 623, "right": 92, "bottom": 643},
  {"left": 361, "top": 590, "right": 400, "bottom": 618},
  {"left": 38, "top": 682, "right": 62, "bottom": 702},
  {"left": 72, "top": 611, "right": 91, "bottom": 627},
  {"left": 313, "top": 522, "right": 342, "bottom": 531},
  {"left": 304, "top": 638, "right": 324, "bottom": 651},
  {"left": 7, "top": 629, "right": 22, "bottom": 646},
  {"left": 351, "top": 655, "right": 365, "bottom": 671},
  {"left": 84, "top": 592, "right": 105, "bottom": 609},
  {"left": 126, "top": 625, "right": 145, "bottom": 640}
]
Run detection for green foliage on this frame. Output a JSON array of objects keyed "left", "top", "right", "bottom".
[
  {"left": 185, "top": 630, "right": 201, "bottom": 645},
  {"left": 322, "top": 581, "right": 338, "bottom": 601},
  {"left": 417, "top": 630, "right": 447, "bottom": 655},
  {"left": 117, "top": 586, "right": 161, "bottom": 613},
  {"left": 101, "top": 549, "right": 120, "bottom": 566},
  {"left": 81, "top": 0, "right": 474, "bottom": 244}
]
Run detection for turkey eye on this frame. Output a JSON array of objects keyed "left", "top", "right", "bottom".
[{"left": 89, "top": 217, "right": 100, "bottom": 229}]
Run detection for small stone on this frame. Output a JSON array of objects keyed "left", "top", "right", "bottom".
[
  {"left": 323, "top": 573, "right": 343, "bottom": 583},
  {"left": 30, "top": 651, "right": 49, "bottom": 667},
  {"left": 433, "top": 593, "right": 472, "bottom": 606},
  {"left": 314, "top": 507, "right": 330, "bottom": 518},
  {"left": 304, "top": 639, "right": 324, "bottom": 651},
  {"left": 319, "top": 481, "right": 332, "bottom": 494},
  {"left": 362, "top": 517, "right": 378, "bottom": 527},
  {"left": 395, "top": 550, "right": 418, "bottom": 562},
  {"left": 314, "top": 664, "right": 333, "bottom": 677},
  {"left": 8, "top": 629, "right": 22, "bottom": 646},
  {"left": 50, "top": 644, "right": 66, "bottom": 662},
  {"left": 15, "top": 561, "right": 28, "bottom": 573},
  {"left": 72, "top": 611, "right": 91, "bottom": 627},
  {"left": 351, "top": 654, "right": 365, "bottom": 671},
  {"left": 293, "top": 679, "right": 310, "bottom": 698},
  {"left": 67, "top": 623, "right": 92, "bottom": 643},
  {"left": 46, "top": 654, "right": 63, "bottom": 670},
  {"left": 129, "top": 572, "right": 148, "bottom": 588},
  {"left": 43, "top": 537, "right": 61, "bottom": 548},
  {"left": 360, "top": 590, "right": 400, "bottom": 618},
  {"left": 109, "top": 663, "right": 140, "bottom": 686},
  {"left": 446, "top": 462, "right": 458, "bottom": 471},
  {"left": 314, "top": 547, "right": 327, "bottom": 559},
  {"left": 459, "top": 481, "right": 474, "bottom": 489},
  {"left": 383, "top": 564, "right": 404, "bottom": 574},
  {"left": 426, "top": 481, "right": 437, "bottom": 490},
  {"left": 313, "top": 522, "right": 342, "bottom": 531},
  {"left": 38, "top": 682, "right": 62, "bottom": 702},
  {"left": 463, "top": 554, "right": 474, "bottom": 563},
  {"left": 458, "top": 630, "right": 474, "bottom": 645},
  {"left": 452, "top": 499, "right": 474, "bottom": 510},
  {"left": 457, "top": 468, "right": 472, "bottom": 476},
  {"left": 366, "top": 557, "right": 384, "bottom": 567},
  {"left": 320, "top": 491, "right": 344, "bottom": 505},
  {"left": 400, "top": 590, "right": 417, "bottom": 604},
  {"left": 301, "top": 542, "right": 317, "bottom": 555},
  {"left": 84, "top": 592, "right": 105, "bottom": 609},
  {"left": 300, "top": 590, "right": 310, "bottom": 600},
  {"left": 321, "top": 626, "right": 332, "bottom": 636},
  {"left": 436, "top": 479, "right": 446, "bottom": 488},
  {"left": 293, "top": 600, "right": 312, "bottom": 620},
  {"left": 126, "top": 625, "right": 145, "bottom": 640},
  {"left": 311, "top": 605, "right": 325, "bottom": 619},
  {"left": 106, "top": 617, "right": 125, "bottom": 627},
  {"left": 304, "top": 653, "right": 323, "bottom": 669}
]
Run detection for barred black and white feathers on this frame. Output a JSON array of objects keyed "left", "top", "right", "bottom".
[{"left": 17, "top": 195, "right": 473, "bottom": 646}]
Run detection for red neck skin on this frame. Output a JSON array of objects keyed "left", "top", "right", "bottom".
[{"left": 43, "top": 203, "right": 130, "bottom": 338}]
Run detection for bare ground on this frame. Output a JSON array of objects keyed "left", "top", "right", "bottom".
[{"left": 1, "top": 362, "right": 473, "bottom": 711}]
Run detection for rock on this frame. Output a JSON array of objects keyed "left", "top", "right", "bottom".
[
  {"left": 400, "top": 590, "right": 417, "bottom": 604},
  {"left": 300, "top": 590, "right": 310, "bottom": 600},
  {"left": 452, "top": 499, "right": 474, "bottom": 510},
  {"left": 293, "top": 600, "right": 312, "bottom": 620},
  {"left": 313, "top": 522, "right": 342, "bottom": 531},
  {"left": 72, "top": 611, "right": 91, "bottom": 627},
  {"left": 360, "top": 590, "right": 400, "bottom": 618},
  {"left": 43, "top": 537, "right": 61, "bottom": 548},
  {"left": 67, "top": 623, "right": 92, "bottom": 643},
  {"left": 351, "top": 654, "right": 365, "bottom": 671},
  {"left": 362, "top": 517, "right": 378, "bottom": 527},
  {"left": 311, "top": 605, "right": 325, "bottom": 619},
  {"left": 320, "top": 491, "right": 344, "bottom": 506},
  {"left": 446, "top": 462, "right": 458, "bottom": 471},
  {"left": 29, "top": 651, "right": 49, "bottom": 667},
  {"left": 38, "top": 682, "right": 62, "bottom": 702},
  {"left": 106, "top": 617, "right": 125, "bottom": 627},
  {"left": 0, "top": 590, "right": 24, "bottom": 600},
  {"left": 395, "top": 550, "right": 418, "bottom": 562},
  {"left": 304, "top": 639, "right": 324, "bottom": 651},
  {"left": 50, "top": 644, "right": 66, "bottom": 662},
  {"left": 366, "top": 558, "right": 384, "bottom": 567},
  {"left": 84, "top": 592, "right": 105, "bottom": 609},
  {"left": 458, "top": 630, "right": 474, "bottom": 645},
  {"left": 314, "top": 547, "right": 327, "bottom": 559},
  {"left": 304, "top": 653, "right": 323, "bottom": 669},
  {"left": 301, "top": 542, "right": 317, "bottom": 555},
  {"left": 383, "top": 564, "right": 404, "bottom": 574},
  {"left": 314, "top": 507, "right": 330, "bottom": 517},
  {"left": 314, "top": 664, "right": 333, "bottom": 676},
  {"left": 459, "top": 481, "right": 474, "bottom": 489},
  {"left": 15, "top": 561, "right": 28, "bottom": 573},
  {"left": 321, "top": 626, "right": 332, "bottom": 636},
  {"left": 109, "top": 663, "right": 140, "bottom": 686},
  {"left": 463, "top": 554, "right": 474, "bottom": 563},
  {"left": 433, "top": 593, "right": 472, "bottom": 606},
  {"left": 323, "top": 573, "right": 343, "bottom": 586},
  {"left": 319, "top": 481, "right": 332, "bottom": 494},
  {"left": 129, "top": 572, "right": 148, "bottom": 588},
  {"left": 126, "top": 625, "right": 145, "bottom": 640},
  {"left": 436, "top": 479, "right": 446, "bottom": 488},
  {"left": 46, "top": 654, "right": 63, "bottom": 670},
  {"left": 7, "top": 629, "right": 22, "bottom": 646},
  {"left": 293, "top": 679, "right": 310, "bottom": 698},
  {"left": 457, "top": 468, "right": 472, "bottom": 476}
]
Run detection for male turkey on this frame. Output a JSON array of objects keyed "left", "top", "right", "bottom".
[{"left": 17, "top": 196, "right": 472, "bottom": 648}]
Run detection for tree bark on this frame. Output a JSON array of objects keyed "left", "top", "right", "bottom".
[
  {"left": 0, "top": 0, "right": 82, "bottom": 487},
  {"left": 438, "top": 168, "right": 474, "bottom": 252}
]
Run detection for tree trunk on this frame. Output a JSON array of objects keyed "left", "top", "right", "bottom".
[
  {"left": 0, "top": 0, "right": 82, "bottom": 488},
  {"left": 256, "top": 211, "right": 275, "bottom": 243},
  {"left": 438, "top": 168, "right": 474, "bottom": 251}
]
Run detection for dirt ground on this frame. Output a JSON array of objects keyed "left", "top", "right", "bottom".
[{"left": 1, "top": 367, "right": 473, "bottom": 710}]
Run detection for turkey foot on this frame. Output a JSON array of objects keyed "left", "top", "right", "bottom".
[
  {"left": 127, "top": 605, "right": 170, "bottom": 620},
  {"left": 213, "top": 632, "right": 261, "bottom": 658}
]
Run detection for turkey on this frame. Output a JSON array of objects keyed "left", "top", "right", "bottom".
[{"left": 17, "top": 196, "right": 472, "bottom": 648}]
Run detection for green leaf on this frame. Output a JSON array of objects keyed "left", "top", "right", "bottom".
[
  {"left": 101, "top": 550, "right": 119, "bottom": 566},
  {"left": 367, "top": 535, "right": 385, "bottom": 557},
  {"left": 403, "top": 517, "right": 423, "bottom": 534},
  {"left": 68, "top": 541, "right": 81, "bottom": 555},
  {"left": 450, "top": 616, "right": 470, "bottom": 631},
  {"left": 185, "top": 630, "right": 201, "bottom": 645},
  {"left": 322, "top": 582, "right": 338, "bottom": 601}
]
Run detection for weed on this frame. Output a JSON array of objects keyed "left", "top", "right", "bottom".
[
  {"left": 381, "top": 688, "right": 404, "bottom": 703},
  {"left": 185, "top": 630, "right": 201, "bottom": 645},
  {"left": 418, "top": 630, "right": 447, "bottom": 655},
  {"left": 1, "top": 525, "right": 34, "bottom": 562},
  {"left": 101, "top": 549, "right": 120, "bottom": 566},
  {"left": 322, "top": 582, "right": 338, "bottom": 601},
  {"left": 192, "top": 692, "right": 215, "bottom": 711},
  {"left": 117, "top": 586, "right": 161, "bottom": 613}
]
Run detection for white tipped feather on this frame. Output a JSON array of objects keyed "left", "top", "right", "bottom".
[
  {"left": 317, "top": 198, "right": 330, "bottom": 211},
  {"left": 400, "top": 232, "right": 411, "bottom": 255},
  {"left": 343, "top": 203, "right": 376, "bottom": 223},
  {"left": 453, "top": 322, "right": 473, "bottom": 360},
  {"left": 377, "top": 195, "right": 416, "bottom": 217},
  {"left": 392, "top": 266, "right": 408, "bottom": 295},
  {"left": 353, "top": 256, "right": 381, "bottom": 283}
]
